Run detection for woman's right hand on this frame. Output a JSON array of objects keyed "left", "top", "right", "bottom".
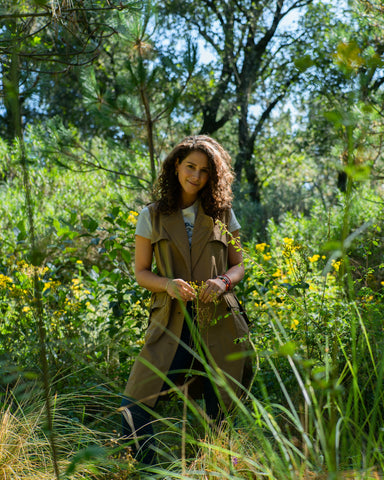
[{"left": 166, "top": 278, "right": 196, "bottom": 301}]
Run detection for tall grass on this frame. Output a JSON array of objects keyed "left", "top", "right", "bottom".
[
  {"left": 117, "top": 220, "right": 384, "bottom": 480},
  {"left": 121, "top": 307, "right": 384, "bottom": 480}
]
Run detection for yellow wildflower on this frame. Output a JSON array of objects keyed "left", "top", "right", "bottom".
[
  {"left": 331, "top": 259, "right": 342, "bottom": 272},
  {"left": 255, "top": 243, "right": 268, "bottom": 252},
  {"left": 0, "top": 274, "right": 13, "bottom": 289},
  {"left": 272, "top": 269, "right": 282, "bottom": 278},
  {"left": 308, "top": 254, "right": 320, "bottom": 263},
  {"left": 263, "top": 253, "right": 272, "bottom": 261},
  {"left": 128, "top": 210, "right": 139, "bottom": 225},
  {"left": 291, "top": 318, "right": 299, "bottom": 330},
  {"left": 76, "top": 260, "right": 83, "bottom": 265},
  {"left": 283, "top": 237, "right": 294, "bottom": 245}
]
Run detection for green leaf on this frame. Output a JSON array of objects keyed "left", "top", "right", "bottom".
[
  {"left": 53, "top": 219, "right": 61, "bottom": 231},
  {"left": 321, "top": 241, "right": 343, "bottom": 252},
  {"left": 65, "top": 446, "right": 106, "bottom": 475},
  {"left": 82, "top": 216, "right": 99, "bottom": 233},
  {"left": 294, "top": 54, "right": 314, "bottom": 72},
  {"left": 344, "top": 164, "right": 371, "bottom": 181},
  {"left": 121, "top": 249, "right": 131, "bottom": 264},
  {"left": 278, "top": 341, "right": 296, "bottom": 357}
]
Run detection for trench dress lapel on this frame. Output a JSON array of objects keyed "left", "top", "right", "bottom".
[
  {"left": 161, "top": 208, "right": 192, "bottom": 278},
  {"left": 191, "top": 202, "right": 215, "bottom": 272}
]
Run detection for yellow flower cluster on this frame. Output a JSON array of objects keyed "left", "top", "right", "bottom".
[
  {"left": 128, "top": 210, "right": 139, "bottom": 225},
  {"left": 255, "top": 243, "right": 268, "bottom": 252},
  {"left": 0, "top": 274, "right": 13, "bottom": 289},
  {"left": 282, "top": 237, "right": 301, "bottom": 258},
  {"left": 254, "top": 243, "right": 272, "bottom": 261},
  {"left": 17, "top": 260, "right": 49, "bottom": 278},
  {"left": 290, "top": 318, "right": 299, "bottom": 330},
  {"left": 42, "top": 279, "right": 61, "bottom": 294},
  {"left": 272, "top": 268, "right": 282, "bottom": 278},
  {"left": 187, "top": 281, "right": 218, "bottom": 329},
  {"left": 308, "top": 254, "right": 326, "bottom": 263},
  {"left": 331, "top": 259, "right": 342, "bottom": 272},
  {"left": 71, "top": 278, "right": 91, "bottom": 296}
]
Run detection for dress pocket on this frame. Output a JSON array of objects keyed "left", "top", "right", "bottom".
[{"left": 144, "top": 292, "right": 172, "bottom": 345}]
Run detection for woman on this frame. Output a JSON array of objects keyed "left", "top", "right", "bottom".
[{"left": 121, "top": 135, "right": 252, "bottom": 463}]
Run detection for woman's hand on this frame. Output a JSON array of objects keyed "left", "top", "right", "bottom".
[
  {"left": 166, "top": 278, "right": 196, "bottom": 301},
  {"left": 199, "top": 278, "right": 226, "bottom": 304}
]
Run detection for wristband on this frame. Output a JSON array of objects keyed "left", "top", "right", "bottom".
[{"left": 217, "top": 274, "right": 231, "bottom": 291}]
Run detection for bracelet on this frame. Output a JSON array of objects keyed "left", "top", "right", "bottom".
[
  {"left": 165, "top": 279, "right": 173, "bottom": 293},
  {"left": 217, "top": 274, "right": 231, "bottom": 291}
]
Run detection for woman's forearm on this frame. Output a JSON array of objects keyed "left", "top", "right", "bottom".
[
  {"left": 135, "top": 269, "right": 169, "bottom": 293},
  {"left": 135, "top": 269, "right": 196, "bottom": 301},
  {"left": 223, "top": 263, "right": 245, "bottom": 288}
]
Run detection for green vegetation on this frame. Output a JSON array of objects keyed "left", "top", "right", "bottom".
[{"left": 1, "top": 0, "right": 384, "bottom": 478}]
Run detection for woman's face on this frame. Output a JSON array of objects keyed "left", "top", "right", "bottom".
[{"left": 175, "top": 150, "right": 210, "bottom": 206}]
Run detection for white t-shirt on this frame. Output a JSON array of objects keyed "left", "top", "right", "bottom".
[{"left": 135, "top": 201, "right": 241, "bottom": 245}]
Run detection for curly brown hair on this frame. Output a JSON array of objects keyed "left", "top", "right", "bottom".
[{"left": 155, "top": 135, "right": 235, "bottom": 220}]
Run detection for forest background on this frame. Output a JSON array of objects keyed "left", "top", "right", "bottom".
[{"left": 1, "top": 0, "right": 384, "bottom": 479}]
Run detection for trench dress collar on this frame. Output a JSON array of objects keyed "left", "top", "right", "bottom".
[{"left": 160, "top": 200, "right": 215, "bottom": 278}]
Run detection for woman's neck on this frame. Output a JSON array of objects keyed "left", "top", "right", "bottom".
[{"left": 180, "top": 195, "right": 198, "bottom": 209}]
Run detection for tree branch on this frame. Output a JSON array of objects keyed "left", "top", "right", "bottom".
[{"left": 0, "top": 4, "right": 133, "bottom": 20}]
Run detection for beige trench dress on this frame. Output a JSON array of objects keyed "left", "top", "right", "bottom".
[{"left": 123, "top": 201, "right": 253, "bottom": 408}]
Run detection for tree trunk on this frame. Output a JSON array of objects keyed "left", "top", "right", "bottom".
[
  {"left": 235, "top": 103, "right": 262, "bottom": 204},
  {"left": 2, "top": 23, "right": 22, "bottom": 141}
]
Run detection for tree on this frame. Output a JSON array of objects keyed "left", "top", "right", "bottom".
[
  {"left": 0, "top": 0, "right": 136, "bottom": 140},
  {"left": 159, "top": 0, "right": 322, "bottom": 202},
  {"left": 80, "top": 5, "right": 197, "bottom": 181},
  {"left": 293, "top": 0, "right": 384, "bottom": 193}
]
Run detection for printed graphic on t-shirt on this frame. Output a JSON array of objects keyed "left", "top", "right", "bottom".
[{"left": 185, "top": 220, "right": 194, "bottom": 245}]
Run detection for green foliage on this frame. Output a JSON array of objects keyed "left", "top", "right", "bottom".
[
  {"left": 1, "top": 0, "right": 384, "bottom": 477},
  {"left": 0, "top": 131, "right": 151, "bottom": 397}
]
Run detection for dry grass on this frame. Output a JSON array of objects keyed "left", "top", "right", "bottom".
[
  {"left": 0, "top": 392, "right": 134, "bottom": 480},
  {"left": 0, "top": 402, "right": 57, "bottom": 480}
]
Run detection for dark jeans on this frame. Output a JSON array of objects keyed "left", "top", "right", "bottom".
[{"left": 121, "top": 312, "right": 221, "bottom": 463}]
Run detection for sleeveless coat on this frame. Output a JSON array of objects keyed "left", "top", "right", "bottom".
[{"left": 123, "top": 201, "right": 253, "bottom": 408}]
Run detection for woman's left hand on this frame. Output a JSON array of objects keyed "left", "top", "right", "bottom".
[{"left": 199, "top": 278, "right": 226, "bottom": 304}]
